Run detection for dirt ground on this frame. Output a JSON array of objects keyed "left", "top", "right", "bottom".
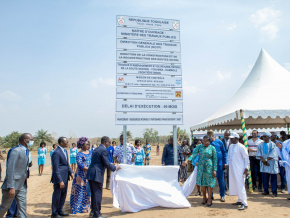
[{"left": 1, "top": 145, "right": 290, "bottom": 217}]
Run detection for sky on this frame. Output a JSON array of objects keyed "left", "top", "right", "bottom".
[{"left": 1, "top": 0, "right": 290, "bottom": 139}]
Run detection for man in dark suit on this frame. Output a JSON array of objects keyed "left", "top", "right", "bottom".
[
  {"left": 87, "top": 136, "right": 120, "bottom": 218},
  {"left": 221, "top": 131, "right": 230, "bottom": 194},
  {"left": 51, "top": 137, "right": 74, "bottom": 218}
]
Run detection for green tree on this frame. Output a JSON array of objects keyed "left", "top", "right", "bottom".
[
  {"left": 143, "top": 128, "right": 159, "bottom": 143},
  {"left": 170, "top": 127, "right": 189, "bottom": 143},
  {"left": 120, "top": 131, "right": 133, "bottom": 140},
  {"left": 34, "top": 129, "right": 53, "bottom": 146},
  {"left": 1, "top": 131, "right": 22, "bottom": 148}
]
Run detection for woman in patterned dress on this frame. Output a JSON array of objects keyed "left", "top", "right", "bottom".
[
  {"left": 134, "top": 139, "right": 145, "bottom": 166},
  {"left": 38, "top": 142, "right": 47, "bottom": 176},
  {"left": 70, "top": 143, "right": 78, "bottom": 173},
  {"left": 183, "top": 135, "right": 217, "bottom": 207},
  {"left": 70, "top": 137, "right": 92, "bottom": 214}
]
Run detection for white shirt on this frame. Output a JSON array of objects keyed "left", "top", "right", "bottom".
[
  {"left": 59, "top": 145, "right": 68, "bottom": 160},
  {"left": 248, "top": 138, "right": 263, "bottom": 157}
]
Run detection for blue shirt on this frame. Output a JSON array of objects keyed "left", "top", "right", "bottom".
[
  {"left": 211, "top": 139, "right": 227, "bottom": 165},
  {"left": 107, "top": 146, "right": 114, "bottom": 163},
  {"left": 162, "top": 144, "right": 182, "bottom": 165}
]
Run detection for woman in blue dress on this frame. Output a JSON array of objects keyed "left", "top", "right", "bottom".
[
  {"left": 70, "top": 137, "right": 92, "bottom": 214},
  {"left": 38, "top": 142, "right": 47, "bottom": 176},
  {"left": 50, "top": 144, "right": 57, "bottom": 170},
  {"left": 70, "top": 143, "right": 78, "bottom": 174},
  {"left": 134, "top": 139, "right": 145, "bottom": 166}
]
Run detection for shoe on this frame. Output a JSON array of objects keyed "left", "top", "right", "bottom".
[
  {"left": 238, "top": 204, "right": 248, "bottom": 210},
  {"left": 58, "top": 211, "right": 69, "bottom": 216},
  {"left": 225, "top": 190, "right": 229, "bottom": 195},
  {"left": 287, "top": 197, "right": 290, "bottom": 200},
  {"left": 220, "top": 196, "right": 225, "bottom": 202},
  {"left": 51, "top": 215, "right": 60, "bottom": 218},
  {"left": 232, "top": 202, "right": 242, "bottom": 205},
  {"left": 281, "top": 189, "right": 285, "bottom": 193},
  {"left": 202, "top": 199, "right": 208, "bottom": 205},
  {"left": 89, "top": 210, "right": 94, "bottom": 217},
  {"left": 272, "top": 194, "right": 278, "bottom": 197},
  {"left": 207, "top": 201, "right": 212, "bottom": 207},
  {"left": 195, "top": 191, "right": 201, "bottom": 196},
  {"left": 258, "top": 187, "right": 263, "bottom": 192},
  {"left": 262, "top": 192, "right": 269, "bottom": 195},
  {"left": 253, "top": 186, "right": 256, "bottom": 191}
]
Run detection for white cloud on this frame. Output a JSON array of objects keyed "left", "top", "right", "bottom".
[
  {"left": 90, "top": 77, "right": 115, "bottom": 88},
  {"left": 43, "top": 93, "right": 51, "bottom": 106},
  {"left": 249, "top": 7, "right": 281, "bottom": 42},
  {"left": 227, "top": 22, "right": 237, "bottom": 31},
  {"left": 0, "top": 90, "right": 22, "bottom": 101},
  {"left": 216, "top": 70, "right": 231, "bottom": 81}
]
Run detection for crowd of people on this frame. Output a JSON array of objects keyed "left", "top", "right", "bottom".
[{"left": 0, "top": 129, "right": 290, "bottom": 216}]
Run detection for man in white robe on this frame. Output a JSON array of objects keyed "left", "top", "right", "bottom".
[
  {"left": 227, "top": 132, "right": 249, "bottom": 210},
  {"left": 276, "top": 139, "right": 290, "bottom": 199}
]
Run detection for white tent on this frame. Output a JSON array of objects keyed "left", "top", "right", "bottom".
[{"left": 190, "top": 49, "right": 290, "bottom": 132}]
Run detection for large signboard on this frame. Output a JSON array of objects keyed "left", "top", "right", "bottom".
[
  {"left": 116, "top": 39, "right": 181, "bottom": 52},
  {"left": 116, "top": 87, "right": 183, "bottom": 100},
  {"left": 116, "top": 51, "right": 181, "bottom": 63},
  {"left": 116, "top": 62, "right": 182, "bottom": 76},
  {"left": 116, "top": 15, "right": 182, "bottom": 125},
  {"left": 115, "top": 113, "right": 183, "bottom": 125},
  {"left": 116, "top": 15, "right": 180, "bottom": 30},
  {"left": 116, "top": 100, "right": 183, "bottom": 113},
  {"left": 116, "top": 75, "right": 182, "bottom": 88},
  {"left": 116, "top": 26, "right": 180, "bottom": 41}
]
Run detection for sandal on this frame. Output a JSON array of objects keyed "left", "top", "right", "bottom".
[{"left": 202, "top": 199, "right": 208, "bottom": 205}]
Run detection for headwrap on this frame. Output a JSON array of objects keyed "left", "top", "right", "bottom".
[
  {"left": 263, "top": 132, "right": 271, "bottom": 137},
  {"left": 229, "top": 132, "right": 239, "bottom": 139},
  {"left": 77, "top": 137, "right": 88, "bottom": 149}
]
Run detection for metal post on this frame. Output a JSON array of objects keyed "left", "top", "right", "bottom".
[
  {"left": 173, "top": 125, "right": 178, "bottom": 165},
  {"left": 123, "top": 125, "right": 127, "bottom": 164}
]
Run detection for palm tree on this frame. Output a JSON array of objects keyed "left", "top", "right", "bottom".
[
  {"left": 120, "top": 131, "right": 133, "bottom": 140},
  {"left": 34, "top": 129, "right": 53, "bottom": 146}
]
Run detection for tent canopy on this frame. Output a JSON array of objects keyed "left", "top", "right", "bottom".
[{"left": 191, "top": 49, "right": 290, "bottom": 132}]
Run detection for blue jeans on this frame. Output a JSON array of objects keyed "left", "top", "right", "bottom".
[{"left": 262, "top": 173, "right": 277, "bottom": 195}]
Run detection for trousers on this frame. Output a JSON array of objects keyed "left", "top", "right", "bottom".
[
  {"left": 0, "top": 185, "right": 27, "bottom": 218},
  {"left": 262, "top": 173, "right": 277, "bottom": 195},
  {"left": 89, "top": 180, "right": 103, "bottom": 217},
  {"left": 250, "top": 156, "right": 263, "bottom": 189},
  {"left": 51, "top": 182, "right": 68, "bottom": 216}
]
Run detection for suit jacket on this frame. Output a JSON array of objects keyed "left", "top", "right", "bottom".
[
  {"left": 222, "top": 138, "right": 230, "bottom": 152},
  {"left": 51, "top": 146, "right": 73, "bottom": 184},
  {"left": 2, "top": 145, "right": 28, "bottom": 191},
  {"left": 86, "top": 144, "right": 117, "bottom": 183}
]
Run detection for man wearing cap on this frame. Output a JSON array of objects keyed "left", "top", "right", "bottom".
[
  {"left": 271, "top": 132, "right": 286, "bottom": 193},
  {"left": 227, "top": 132, "right": 249, "bottom": 210},
  {"left": 256, "top": 132, "right": 279, "bottom": 197}
]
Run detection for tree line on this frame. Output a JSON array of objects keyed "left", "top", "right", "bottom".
[{"left": 0, "top": 128, "right": 190, "bottom": 149}]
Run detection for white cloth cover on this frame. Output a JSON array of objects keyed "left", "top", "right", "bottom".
[
  {"left": 228, "top": 143, "right": 249, "bottom": 205},
  {"left": 110, "top": 164, "right": 191, "bottom": 212},
  {"left": 181, "top": 167, "right": 198, "bottom": 197}
]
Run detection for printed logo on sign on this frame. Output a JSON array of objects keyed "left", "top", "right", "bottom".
[
  {"left": 118, "top": 77, "right": 125, "bottom": 83},
  {"left": 175, "top": 91, "right": 182, "bottom": 98},
  {"left": 118, "top": 16, "right": 125, "bottom": 25},
  {"left": 175, "top": 79, "right": 182, "bottom": 85},
  {"left": 173, "top": 21, "right": 179, "bottom": 30}
]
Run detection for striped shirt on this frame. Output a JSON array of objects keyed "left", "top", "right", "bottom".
[{"left": 248, "top": 138, "right": 263, "bottom": 157}]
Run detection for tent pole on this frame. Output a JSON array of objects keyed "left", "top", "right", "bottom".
[{"left": 240, "top": 109, "right": 253, "bottom": 193}]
